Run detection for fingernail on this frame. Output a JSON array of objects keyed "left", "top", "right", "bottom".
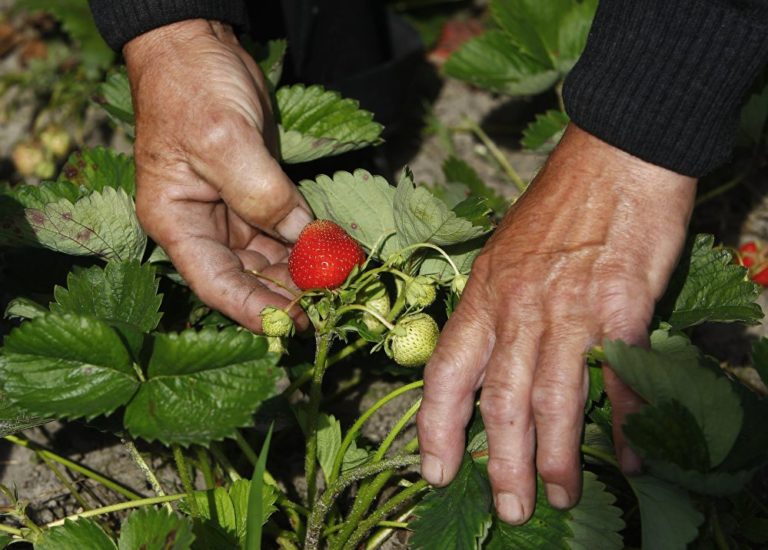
[
  {"left": 420, "top": 453, "right": 444, "bottom": 485},
  {"left": 276, "top": 207, "right": 312, "bottom": 242},
  {"left": 621, "top": 447, "right": 643, "bottom": 474},
  {"left": 545, "top": 484, "right": 571, "bottom": 509},
  {"left": 495, "top": 492, "right": 525, "bottom": 525}
]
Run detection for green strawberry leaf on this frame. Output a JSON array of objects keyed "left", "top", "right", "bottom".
[
  {"left": 491, "top": 0, "right": 572, "bottom": 67},
  {"left": 0, "top": 394, "right": 51, "bottom": 438},
  {"left": 186, "top": 479, "right": 276, "bottom": 549},
  {"left": 521, "top": 110, "right": 570, "bottom": 151},
  {"left": 17, "top": 0, "right": 114, "bottom": 73},
  {"left": 51, "top": 260, "right": 163, "bottom": 332},
  {"left": 0, "top": 313, "right": 140, "bottom": 420},
  {"left": 299, "top": 169, "right": 399, "bottom": 258},
  {"left": 658, "top": 234, "right": 763, "bottom": 329},
  {"left": 452, "top": 197, "right": 494, "bottom": 232},
  {"left": 94, "top": 67, "right": 134, "bottom": 134},
  {"left": 124, "top": 328, "right": 283, "bottom": 446},
  {"left": 4, "top": 297, "right": 47, "bottom": 321},
  {"left": 394, "top": 169, "right": 488, "bottom": 248},
  {"left": 276, "top": 84, "right": 383, "bottom": 163},
  {"left": 7, "top": 180, "right": 82, "bottom": 209},
  {"left": 231, "top": 479, "right": 278, "bottom": 547},
  {"left": 117, "top": 508, "right": 194, "bottom": 550},
  {"left": 409, "top": 453, "right": 493, "bottom": 550},
  {"left": 59, "top": 147, "right": 136, "bottom": 196},
  {"left": 627, "top": 475, "right": 703, "bottom": 550},
  {"left": 623, "top": 399, "right": 711, "bottom": 471},
  {"left": 35, "top": 518, "right": 117, "bottom": 550},
  {"left": 317, "top": 413, "right": 343, "bottom": 484},
  {"left": 418, "top": 238, "right": 486, "bottom": 281},
  {"left": 485, "top": 472, "right": 623, "bottom": 549},
  {"left": 603, "top": 333, "right": 742, "bottom": 467},
  {"left": 556, "top": 0, "right": 598, "bottom": 72},
  {"left": 444, "top": 30, "right": 559, "bottom": 96},
  {"left": 253, "top": 39, "right": 287, "bottom": 89},
  {"left": 645, "top": 459, "right": 755, "bottom": 496},
  {"left": 442, "top": 156, "right": 508, "bottom": 215},
  {"left": 24, "top": 187, "right": 146, "bottom": 261}
]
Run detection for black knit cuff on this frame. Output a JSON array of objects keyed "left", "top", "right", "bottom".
[
  {"left": 88, "top": 0, "right": 249, "bottom": 51},
  {"left": 563, "top": 0, "right": 768, "bottom": 177}
]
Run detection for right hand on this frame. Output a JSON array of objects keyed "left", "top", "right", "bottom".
[{"left": 123, "top": 19, "right": 312, "bottom": 333}]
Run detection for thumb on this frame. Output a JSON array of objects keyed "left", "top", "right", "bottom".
[{"left": 194, "top": 124, "right": 313, "bottom": 242}]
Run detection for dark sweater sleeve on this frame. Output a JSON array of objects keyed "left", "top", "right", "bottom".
[
  {"left": 563, "top": 0, "right": 768, "bottom": 177},
  {"left": 88, "top": 0, "right": 249, "bottom": 51}
]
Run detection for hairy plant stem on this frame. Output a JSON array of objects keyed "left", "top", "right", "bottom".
[
  {"left": 373, "top": 399, "right": 421, "bottom": 462},
  {"left": 303, "top": 454, "right": 420, "bottom": 550},
  {"left": 210, "top": 443, "right": 241, "bottom": 482},
  {"left": 172, "top": 444, "right": 199, "bottom": 517},
  {"left": 341, "top": 480, "right": 429, "bottom": 550},
  {"left": 333, "top": 439, "right": 420, "bottom": 548},
  {"left": 234, "top": 429, "right": 259, "bottom": 466},
  {"left": 193, "top": 448, "right": 214, "bottom": 490},
  {"left": 330, "top": 381, "right": 424, "bottom": 484},
  {"left": 282, "top": 284, "right": 410, "bottom": 398},
  {"left": 46, "top": 494, "right": 185, "bottom": 528},
  {"left": 123, "top": 439, "right": 170, "bottom": 510},
  {"left": 555, "top": 80, "right": 566, "bottom": 113},
  {"left": 305, "top": 328, "right": 334, "bottom": 506},
  {"left": 336, "top": 304, "right": 395, "bottom": 330},
  {"left": 0, "top": 524, "right": 22, "bottom": 537},
  {"left": 462, "top": 116, "right": 527, "bottom": 192},
  {"left": 4, "top": 435, "right": 142, "bottom": 501}
]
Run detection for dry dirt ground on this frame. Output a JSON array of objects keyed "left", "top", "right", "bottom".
[{"left": 1, "top": 3, "right": 768, "bottom": 548}]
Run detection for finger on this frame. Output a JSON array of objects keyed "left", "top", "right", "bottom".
[
  {"left": 190, "top": 116, "right": 313, "bottom": 242},
  {"left": 245, "top": 233, "right": 291, "bottom": 264},
  {"left": 479, "top": 328, "right": 538, "bottom": 525},
  {"left": 168, "top": 234, "right": 297, "bottom": 333},
  {"left": 417, "top": 296, "right": 494, "bottom": 488},
  {"left": 531, "top": 327, "right": 591, "bottom": 510}
]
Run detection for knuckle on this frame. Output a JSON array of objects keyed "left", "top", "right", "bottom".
[
  {"left": 530, "top": 383, "right": 582, "bottom": 419},
  {"left": 479, "top": 384, "right": 520, "bottom": 426},
  {"left": 537, "top": 453, "right": 576, "bottom": 481}
]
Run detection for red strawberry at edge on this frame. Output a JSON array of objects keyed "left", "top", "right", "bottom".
[{"left": 288, "top": 220, "right": 366, "bottom": 290}]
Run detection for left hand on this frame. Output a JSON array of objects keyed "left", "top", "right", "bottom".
[{"left": 416, "top": 124, "right": 697, "bottom": 524}]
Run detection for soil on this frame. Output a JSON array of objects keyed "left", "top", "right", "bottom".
[{"left": 1, "top": 2, "right": 768, "bottom": 548}]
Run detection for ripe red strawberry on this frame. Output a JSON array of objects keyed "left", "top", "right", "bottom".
[
  {"left": 288, "top": 220, "right": 366, "bottom": 290},
  {"left": 753, "top": 266, "right": 768, "bottom": 287},
  {"left": 739, "top": 241, "right": 759, "bottom": 268}
]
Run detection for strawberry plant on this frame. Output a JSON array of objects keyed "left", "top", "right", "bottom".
[{"left": 1, "top": 2, "right": 768, "bottom": 549}]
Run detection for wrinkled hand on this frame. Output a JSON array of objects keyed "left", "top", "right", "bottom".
[
  {"left": 417, "top": 125, "right": 696, "bottom": 524},
  {"left": 124, "top": 20, "right": 312, "bottom": 332}
]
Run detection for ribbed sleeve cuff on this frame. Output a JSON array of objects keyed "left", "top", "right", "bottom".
[
  {"left": 563, "top": 0, "right": 768, "bottom": 177},
  {"left": 88, "top": 0, "right": 249, "bottom": 51}
]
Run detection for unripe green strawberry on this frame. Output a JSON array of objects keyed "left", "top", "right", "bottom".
[
  {"left": 40, "top": 125, "right": 71, "bottom": 158},
  {"left": 385, "top": 313, "right": 440, "bottom": 367},
  {"left": 288, "top": 220, "right": 366, "bottom": 290},
  {"left": 260, "top": 307, "right": 294, "bottom": 337},
  {"left": 405, "top": 276, "right": 437, "bottom": 308},
  {"left": 12, "top": 141, "right": 45, "bottom": 177},
  {"left": 364, "top": 294, "right": 391, "bottom": 330},
  {"left": 451, "top": 274, "right": 468, "bottom": 295}
]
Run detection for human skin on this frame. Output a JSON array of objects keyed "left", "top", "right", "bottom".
[
  {"left": 124, "top": 18, "right": 697, "bottom": 525},
  {"left": 417, "top": 125, "right": 696, "bottom": 524},
  {"left": 124, "top": 19, "right": 312, "bottom": 333}
]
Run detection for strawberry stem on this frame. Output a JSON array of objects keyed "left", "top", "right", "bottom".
[
  {"left": 392, "top": 242, "right": 461, "bottom": 278},
  {"left": 336, "top": 304, "right": 396, "bottom": 331}
]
